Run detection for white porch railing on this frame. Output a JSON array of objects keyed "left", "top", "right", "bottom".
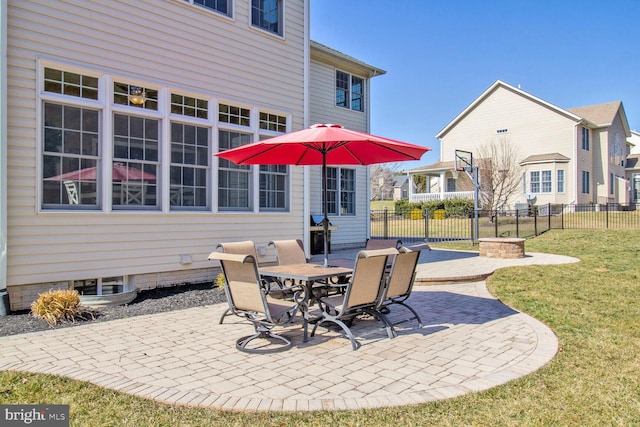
[{"left": 409, "top": 191, "right": 474, "bottom": 203}]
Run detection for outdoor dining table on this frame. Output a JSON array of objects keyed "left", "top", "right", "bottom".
[{"left": 258, "top": 261, "right": 353, "bottom": 342}]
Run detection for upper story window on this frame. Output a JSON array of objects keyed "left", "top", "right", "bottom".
[
  {"left": 251, "top": 0, "right": 282, "bottom": 36},
  {"left": 336, "top": 70, "right": 364, "bottom": 112},
  {"left": 184, "top": 0, "right": 231, "bottom": 17},
  {"left": 581, "top": 126, "right": 590, "bottom": 151}
]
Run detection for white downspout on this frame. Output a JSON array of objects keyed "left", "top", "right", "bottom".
[
  {"left": 302, "top": 0, "right": 310, "bottom": 256},
  {"left": 1, "top": 0, "right": 8, "bottom": 293}
]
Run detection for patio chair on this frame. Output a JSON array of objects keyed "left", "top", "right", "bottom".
[
  {"left": 215, "top": 240, "right": 260, "bottom": 324},
  {"left": 311, "top": 247, "right": 398, "bottom": 350},
  {"left": 207, "top": 251, "right": 301, "bottom": 353},
  {"left": 365, "top": 238, "right": 402, "bottom": 250},
  {"left": 373, "top": 246, "right": 424, "bottom": 339}
]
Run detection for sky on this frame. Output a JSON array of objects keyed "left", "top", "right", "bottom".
[{"left": 310, "top": 0, "right": 640, "bottom": 170}]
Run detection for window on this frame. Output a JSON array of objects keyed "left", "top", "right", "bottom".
[
  {"left": 171, "top": 93, "right": 208, "bottom": 119},
  {"left": 260, "top": 165, "right": 288, "bottom": 210},
  {"left": 219, "top": 103, "right": 250, "bottom": 126},
  {"left": 41, "top": 65, "right": 289, "bottom": 213},
  {"left": 259, "top": 112, "right": 287, "bottom": 132},
  {"left": 557, "top": 170, "right": 565, "bottom": 193},
  {"left": 184, "top": 0, "right": 230, "bottom": 16},
  {"left": 170, "top": 123, "right": 209, "bottom": 208},
  {"left": 541, "top": 170, "right": 552, "bottom": 193},
  {"left": 530, "top": 171, "right": 540, "bottom": 193},
  {"left": 335, "top": 70, "right": 365, "bottom": 112},
  {"left": 218, "top": 130, "right": 252, "bottom": 210},
  {"left": 496, "top": 129, "right": 508, "bottom": 134},
  {"left": 610, "top": 173, "right": 615, "bottom": 195},
  {"left": 112, "top": 114, "right": 159, "bottom": 208},
  {"left": 581, "top": 127, "right": 590, "bottom": 151},
  {"left": 446, "top": 178, "right": 456, "bottom": 192},
  {"left": 582, "top": 171, "right": 590, "bottom": 194},
  {"left": 325, "top": 167, "right": 355, "bottom": 215},
  {"left": 42, "top": 103, "right": 100, "bottom": 207},
  {"left": 113, "top": 82, "right": 158, "bottom": 110},
  {"left": 251, "top": 0, "right": 282, "bottom": 35},
  {"left": 530, "top": 170, "right": 551, "bottom": 193}
]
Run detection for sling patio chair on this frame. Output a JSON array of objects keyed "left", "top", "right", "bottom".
[
  {"left": 269, "top": 238, "right": 343, "bottom": 298},
  {"left": 373, "top": 245, "right": 425, "bottom": 339},
  {"left": 311, "top": 247, "right": 399, "bottom": 350},
  {"left": 215, "top": 240, "right": 260, "bottom": 324},
  {"left": 208, "top": 251, "right": 302, "bottom": 354}
]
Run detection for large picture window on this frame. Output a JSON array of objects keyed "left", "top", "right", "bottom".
[
  {"left": 42, "top": 103, "right": 100, "bottom": 207},
  {"left": 325, "top": 167, "right": 355, "bottom": 215},
  {"left": 40, "top": 65, "right": 289, "bottom": 213},
  {"left": 112, "top": 114, "right": 159, "bottom": 208},
  {"left": 530, "top": 170, "right": 551, "bottom": 193},
  {"left": 170, "top": 123, "right": 209, "bottom": 208}
]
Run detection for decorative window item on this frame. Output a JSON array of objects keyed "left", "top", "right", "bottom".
[{"left": 113, "top": 82, "right": 158, "bottom": 110}]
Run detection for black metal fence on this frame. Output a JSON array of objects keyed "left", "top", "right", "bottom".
[{"left": 370, "top": 203, "right": 640, "bottom": 243}]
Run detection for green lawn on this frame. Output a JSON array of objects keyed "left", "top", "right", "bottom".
[{"left": 2, "top": 229, "right": 640, "bottom": 426}]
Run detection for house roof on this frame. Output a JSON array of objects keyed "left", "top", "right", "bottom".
[
  {"left": 568, "top": 101, "right": 622, "bottom": 127},
  {"left": 435, "top": 80, "right": 587, "bottom": 139},
  {"left": 404, "top": 160, "right": 455, "bottom": 173},
  {"left": 520, "top": 153, "right": 571, "bottom": 165},
  {"left": 310, "top": 40, "right": 386, "bottom": 78}
]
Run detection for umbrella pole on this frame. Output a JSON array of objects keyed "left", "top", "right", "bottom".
[{"left": 322, "top": 151, "right": 329, "bottom": 268}]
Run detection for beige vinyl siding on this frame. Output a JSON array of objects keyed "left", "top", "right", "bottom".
[
  {"left": 308, "top": 53, "right": 372, "bottom": 248},
  {"left": 441, "top": 85, "right": 579, "bottom": 205},
  {"left": 6, "top": 0, "right": 306, "bottom": 286}
]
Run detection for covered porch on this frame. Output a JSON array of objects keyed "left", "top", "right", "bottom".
[{"left": 404, "top": 160, "right": 474, "bottom": 203}]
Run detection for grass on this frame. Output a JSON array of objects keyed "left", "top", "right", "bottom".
[{"left": 2, "top": 229, "right": 640, "bottom": 426}]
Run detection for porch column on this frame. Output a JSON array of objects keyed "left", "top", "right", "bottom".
[
  {"left": 439, "top": 171, "right": 446, "bottom": 198},
  {"left": 407, "top": 172, "right": 413, "bottom": 201}
]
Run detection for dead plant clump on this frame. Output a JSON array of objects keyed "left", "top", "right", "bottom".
[{"left": 30, "top": 289, "right": 88, "bottom": 326}]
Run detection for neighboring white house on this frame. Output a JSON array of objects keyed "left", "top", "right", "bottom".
[
  {"left": 627, "top": 130, "right": 640, "bottom": 203},
  {"left": 0, "top": 1, "right": 385, "bottom": 310},
  {"left": 406, "top": 80, "right": 632, "bottom": 208}
]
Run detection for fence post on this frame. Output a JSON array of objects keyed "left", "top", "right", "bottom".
[
  {"left": 494, "top": 210, "right": 498, "bottom": 237},
  {"left": 423, "top": 208, "right": 429, "bottom": 243},
  {"left": 561, "top": 204, "right": 564, "bottom": 229},
  {"left": 606, "top": 203, "right": 609, "bottom": 229},
  {"left": 534, "top": 205, "right": 538, "bottom": 236},
  {"left": 515, "top": 208, "right": 520, "bottom": 238},
  {"left": 548, "top": 203, "right": 551, "bottom": 232},
  {"left": 383, "top": 207, "right": 389, "bottom": 239}
]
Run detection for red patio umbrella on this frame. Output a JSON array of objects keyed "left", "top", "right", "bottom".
[
  {"left": 215, "top": 124, "right": 430, "bottom": 267},
  {"left": 46, "top": 162, "right": 156, "bottom": 182}
]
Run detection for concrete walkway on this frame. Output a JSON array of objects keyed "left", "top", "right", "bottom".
[{"left": 0, "top": 249, "right": 578, "bottom": 412}]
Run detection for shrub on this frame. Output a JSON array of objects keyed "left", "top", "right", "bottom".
[
  {"left": 31, "top": 289, "right": 83, "bottom": 326},
  {"left": 215, "top": 273, "right": 226, "bottom": 289}
]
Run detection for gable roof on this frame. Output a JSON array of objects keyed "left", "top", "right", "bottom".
[
  {"left": 568, "top": 101, "right": 630, "bottom": 136},
  {"left": 520, "top": 153, "right": 570, "bottom": 165},
  {"left": 436, "top": 80, "right": 586, "bottom": 139},
  {"left": 310, "top": 40, "right": 386, "bottom": 78}
]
